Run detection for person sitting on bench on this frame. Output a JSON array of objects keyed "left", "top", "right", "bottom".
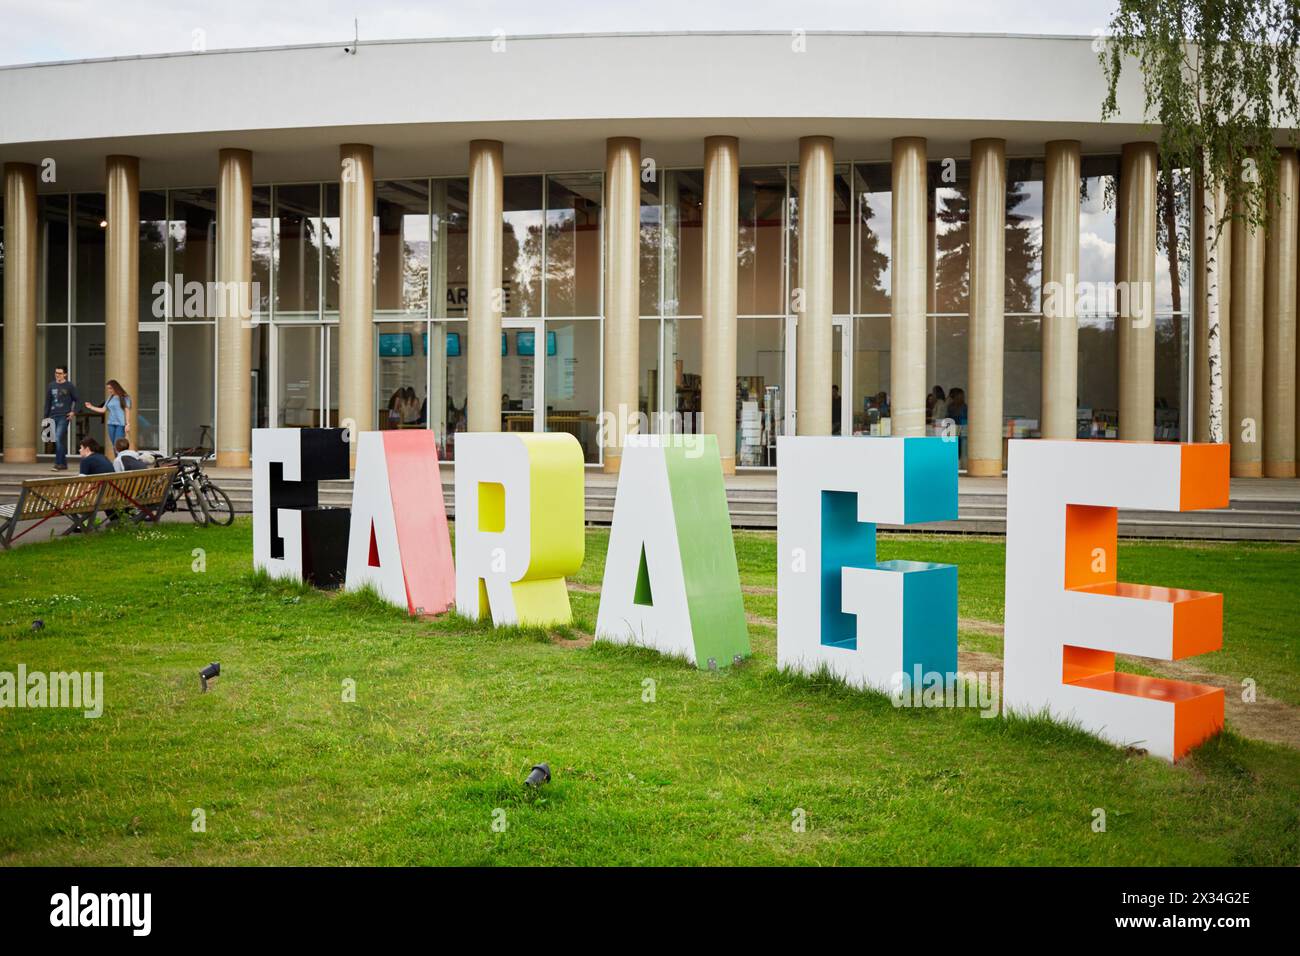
[
  {"left": 78, "top": 437, "right": 114, "bottom": 476},
  {"left": 112, "top": 437, "right": 149, "bottom": 472}
]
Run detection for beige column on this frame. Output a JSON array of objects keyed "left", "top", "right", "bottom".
[
  {"left": 338, "top": 143, "right": 375, "bottom": 456},
  {"left": 468, "top": 140, "right": 504, "bottom": 434},
  {"left": 1041, "top": 141, "right": 1080, "bottom": 440},
  {"left": 796, "top": 135, "right": 835, "bottom": 436},
  {"left": 703, "top": 135, "right": 739, "bottom": 473},
  {"left": 1116, "top": 142, "right": 1157, "bottom": 441},
  {"left": 1192, "top": 171, "right": 1232, "bottom": 443},
  {"left": 2, "top": 163, "right": 38, "bottom": 462},
  {"left": 1231, "top": 196, "right": 1266, "bottom": 476},
  {"left": 1263, "top": 149, "right": 1298, "bottom": 477},
  {"left": 891, "top": 137, "right": 928, "bottom": 437},
  {"left": 603, "top": 137, "right": 640, "bottom": 472},
  {"left": 105, "top": 155, "right": 139, "bottom": 451},
  {"left": 967, "top": 138, "right": 1006, "bottom": 473},
  {"left": 216, "top": 148, "right": 253, "bottom": 467}
]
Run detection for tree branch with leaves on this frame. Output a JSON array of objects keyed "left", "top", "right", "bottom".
[{"left": 1100, "top": 0, "right": 1299, "bottom": 442}]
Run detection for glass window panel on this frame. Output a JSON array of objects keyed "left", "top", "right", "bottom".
[
  {"left": 1079, "top": 156, "right": 1120, "bottom": 298},
  {"left": 168, "top": 323, "right": 214, "bottom": 453},
  {"left": 639, "top": 181, "right": 661, "bottom": 316},
  {"left": 375, "top": 181, "right": 430, "bottom": 316},
  {"left": 323, "top": 184, "right": 341, "bottom": 314},
  {"left": 664, "top": 316, "right": 702, "bottom": 432},
  {"left": 274, "top": 184, "right": 321, "bottom": 318},
  {"left": 1005, "top": 314, "right": 1042, "bottom": 436},
  {"left": 545, "top": 318, "right": 601, "bottom": 463},
  {"left": 501, "top": 326, "right": 537, "bottom": 433},
  {"left": 855, "top": 163, "right": 892, "bottom": 315},
  {"left": 929, "top": 315, "right": 967, "bottom": 441},
  {"left": 1156, "top": 312, "right": 1188, "bottom": 440},
  {"left": 503, "top": 176, "right": 544, "bottom": 317},
  {"left": 134, "top": 326, "right": 163, "bottom": 451},
  {"left": 74, "top": 193, "right": 106, "bottom": 324},
  {"left": 432, "top": 319, "right": 468, "bottom": 459},
  {"left": 326, "top": 323, "right": 339, "bottom": 427},
  {"left": 375, "top": 320, "right": 429, "bottom": 432},
  {"left": 36, "top": 324, "right": 69, "bottom": 454},
  {"left": 72, "top": 324, "right": 105, "bottom": 446},
  {"left": 139, "top": 191, "right": 167, "bottom": 322},
  {"left": 662, "top": 170, "right": 703, "bottom": 317},
  {"left": 639, "top": 317, "right": 660, "bottom": 427},
  {"left": 736, "top": 317, "right": 784, "bottom": 466},
  {"left": 252, "top": 321, "right": 269, "bottom": 429},
  {"left": 432, "top": 178, "right": 469, "bottom": 319},
  {"left": 1156, "top": 166, "right": 1192, "bottom": 315},
  {"left": 546, "top": 172, "right": 601, "bottom": 317},
  {"left": 276, "top": 324, "right": 322, "bottom": 426},
  {"left": 737, "top": 167, "right": 786, "bottom": 316},
  {"left": 852, "top": 316, "right": 891, "bottom": 435},
  {"left": 930, "top": 160, "right": 971, "bottom": 314},
  {"left": 251, "top": 187, "right": 272, "bottom": 320},
  {"left": 1006, "top": 159, "right": 1044, "bottom": 313},
  {"left": 39, "top": 195, "right": 70, "bottom": 323},
  {"left": 169, "top": 188, "right": 217, "bottom": 321},
  {"left": 833, "top": 165, "right": 852, "bottom": 315},
  {"left": 1078, "top": 315, "right": 1119, "bottom": 438}
]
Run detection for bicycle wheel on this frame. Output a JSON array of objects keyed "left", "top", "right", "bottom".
[
  {"left": 200, "top": 480, "right": 234, "bottom": 526},
  {"left": 183, "top": 482, "right": 210, "bottom": 526}
]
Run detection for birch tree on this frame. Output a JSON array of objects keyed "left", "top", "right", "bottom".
[{"left": 1100, "top": 0, "right": 1299, "bottom": 442}]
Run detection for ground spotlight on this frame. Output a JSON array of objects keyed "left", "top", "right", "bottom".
[
  {"left": 524, "top": 763, "right": 550, "bottom": 788},
  {"left": 199, "top": 661, "right": 220, "bottom": 692}
]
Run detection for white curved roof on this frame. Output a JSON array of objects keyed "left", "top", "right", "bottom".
[{"left": 0, "top": 31, "right": 1156, "bottom": 190}]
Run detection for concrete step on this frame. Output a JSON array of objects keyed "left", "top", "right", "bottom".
[{"left": 3, "top": 472, "right": 1299, "bottom": 541}]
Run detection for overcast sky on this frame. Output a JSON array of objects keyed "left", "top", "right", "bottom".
[{"left": 0, "top": 0, "right": 1119, "bottom": 67}]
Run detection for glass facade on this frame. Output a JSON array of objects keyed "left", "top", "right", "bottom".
[{"left": 1, "top": 149, "right": 1195, "bottom": 465}]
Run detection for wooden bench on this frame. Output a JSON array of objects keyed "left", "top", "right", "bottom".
[{"left": 0, "top": 466, "right": 178, "bottom": 549}]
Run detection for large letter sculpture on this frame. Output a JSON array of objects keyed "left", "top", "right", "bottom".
[
  {"left": 454, "top": 432, "right": 584, "bottom": 627},
  {"left": 595, "top": 435, "right": 750, "bottom": 669},
  {"left": 253, "top": 428, "right": 351, "bottom": 586},
  {"left": 1003, "top": 440, "right": 1229, "bottom": 761},
  {"left": 345, "top": 430, "right": 455, "bottom": 616},
  {"left": 777, "top": 436, "right": 959, "bottom": 692}
]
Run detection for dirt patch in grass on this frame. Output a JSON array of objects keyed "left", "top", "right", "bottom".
[{"left": 959, "top": 619, "right": 1300, "bottom": 751}]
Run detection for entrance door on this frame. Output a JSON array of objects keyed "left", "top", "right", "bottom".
[
  {"left": 137, "top": 324, "right": 166, "bottom": 452},
  {"left": 784, "top": 314, "right": 852, "bottom": 437},
  {"left": 273, "top": 323, "right": 336, "bottom": 429},
  {"left": 501, "top": 318, "right": 544, "bottom": 435}
]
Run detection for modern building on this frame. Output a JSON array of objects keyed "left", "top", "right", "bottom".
[{"left": 1, "top": 31, "right": 1296, "bottom": 476}]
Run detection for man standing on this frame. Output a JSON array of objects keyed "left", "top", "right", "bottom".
[{"left": 43, "top": 366, "right": 79, "bottom": 471}]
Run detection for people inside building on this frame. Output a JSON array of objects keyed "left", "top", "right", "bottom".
[
  {"left": 43, "top": 366, "right": 79, "bottom": 471},
  {"left": 928, "top": 385, "right": 948, "bottom": 426},
  {"left": 831, "top": 384, "right": 842, "bottom": 435}
]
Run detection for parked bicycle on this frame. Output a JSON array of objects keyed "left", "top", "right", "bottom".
[{"left": 159, "top": 453, "right": 234, "bottom": 527}]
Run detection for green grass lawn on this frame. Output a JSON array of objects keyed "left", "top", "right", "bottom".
[{"left": 0, "top": 520, "right": 1297, "bottom": 866}]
